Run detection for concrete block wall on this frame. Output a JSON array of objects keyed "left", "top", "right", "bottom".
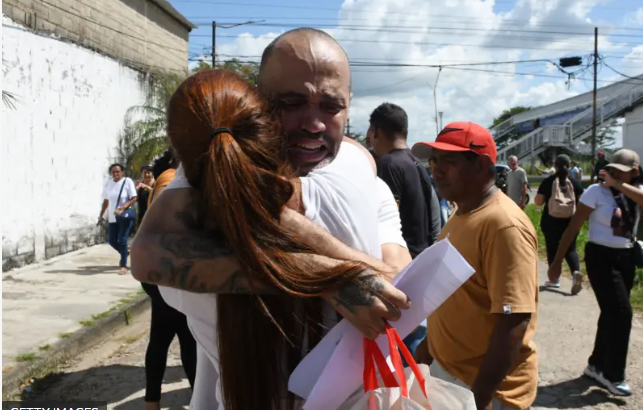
[
  {"left": 2, "top": 16, "right": 146, "bottom": 271},
  {"left": 2, "top": 0, "right": 191, "bottom": 74}
]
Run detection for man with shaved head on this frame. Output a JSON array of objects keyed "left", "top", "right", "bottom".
[{"left": 131, "top": 28, "right": 412, "bottom": 409}]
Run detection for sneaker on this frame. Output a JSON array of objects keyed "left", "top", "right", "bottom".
[
  {"left": 571, "top": 272, "right": 584, "bottom": 296},
  {"left": 583, "top": 364, "right": 602, "bottom": 381},
  {"left": 585, "top": 365, "right": 633, "bottom": 397},
  {"left": 544, "top": 280, "right": 560, "bottom": 288},
  {"left": 605, "top": 381, "right": 633, "bottom": 397}
]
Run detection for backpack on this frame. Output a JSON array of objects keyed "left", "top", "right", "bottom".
[{"left": 548, "top": 178, "right": 576, "bottom": 218}]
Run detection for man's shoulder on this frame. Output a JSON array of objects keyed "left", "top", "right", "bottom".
[{"left": 481, "top": 193, "right": 537, "bottom": 241}]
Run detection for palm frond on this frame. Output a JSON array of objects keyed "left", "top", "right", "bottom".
[{"left": 2, "top": 90, "right": 17, "bottom": 110}]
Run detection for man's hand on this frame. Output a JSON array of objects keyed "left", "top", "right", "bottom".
[
  {"left": 323, "top": 274, "right": 410, "bottom": 339},
  {"left": 413, "top": 337, "right": 433, "bottom": 366}
]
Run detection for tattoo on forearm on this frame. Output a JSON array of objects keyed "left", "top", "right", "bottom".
[
  {"left": 333, "top": 275, "right": 385, "bottom": 313},
  {"left": 159, "top": 232, "right": 233, "bottom": 260},
  {"left": 146, "top": 258, "right": 273, "bottom": 294}
]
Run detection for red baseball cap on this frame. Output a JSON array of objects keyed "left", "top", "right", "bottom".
[{"left": 412, "top": 121, "right": 497, "bottom": 164}]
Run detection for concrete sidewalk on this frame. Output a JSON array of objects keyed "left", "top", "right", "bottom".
[{"left": 2, "top": 244, "right": 144, "bottom": 370}]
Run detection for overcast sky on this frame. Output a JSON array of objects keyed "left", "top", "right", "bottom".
[{"left": 171, "top": 0, "right": 643, "bottom": 147}]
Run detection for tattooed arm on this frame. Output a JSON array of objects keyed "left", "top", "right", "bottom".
[{"left": 131, "top": 188, "right": 410, "bottom": 338}]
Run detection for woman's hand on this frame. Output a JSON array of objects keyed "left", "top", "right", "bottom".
[
  {"left": 96, "top": 217, "right": 104, "bottom": 227},
  {"left": 114, "top": 207, "right": 124, "bottom": 216},
  {"left": 599, "top": 170, "right": 619, "bottom": 188},
  {"left": 323, "top": 274, "right": 411, "bottom": 340}
]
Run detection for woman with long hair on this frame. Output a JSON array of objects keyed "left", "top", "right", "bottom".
[
  {"left": 549, "top": 149, "right": 643, "bottom": 397},
  {"left": 162, "top": 69, "right": 401, "bottom": 410},
  {"left": 535, "top": 154, "right": 584, "bottom": 294}
]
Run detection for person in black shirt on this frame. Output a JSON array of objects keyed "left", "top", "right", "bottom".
[
  {"left": 136, "top": 165, "right": 155, "bottom": 227},
  {"left": 535, "top": 154, "right": 584, "bottom": 294},
  {"left": 368, "top": 103, "right": 441, "bottom": 259},
  {"left": 593, "top": 151, "right": 609, "bottom": 182}
]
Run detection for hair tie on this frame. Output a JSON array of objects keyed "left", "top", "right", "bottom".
[{"left": 211, "top": 127, "right": 233, "bottom": 139}]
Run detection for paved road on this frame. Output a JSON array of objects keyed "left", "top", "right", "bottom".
[{"left": 23, "top": 262, "right": 643, "bottom": 409}]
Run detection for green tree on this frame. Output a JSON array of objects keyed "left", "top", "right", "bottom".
[
  {"left": 191, "top": 58, "right": 258, "bottom": 85},
  {"left": 491, "top": 106, "right": 532, "bottom": 128},
  {"left": 346, "top": 132, "right": 367, "bottom": 147},
  {"left": 116, "top": 72, "right": 184, "bottom": 176}
]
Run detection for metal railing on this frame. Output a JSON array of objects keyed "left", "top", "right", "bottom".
[{"left": 497, "top": 83, "right": 643, "bottom": 162}]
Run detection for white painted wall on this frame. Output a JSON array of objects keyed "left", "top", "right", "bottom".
[
  {"left": 624, "top": 104, "right": 643, "bottom": 161},
  {"left": 2, "top": 17, "right": 145, "bottom": 268}
]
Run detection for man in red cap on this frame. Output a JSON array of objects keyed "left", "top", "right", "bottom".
[
  {"left": 412, "top": 122, "right": 539, "bottom": 410},
  {"left": 592, "top": 151, "right": 609, "bottom": 183}
]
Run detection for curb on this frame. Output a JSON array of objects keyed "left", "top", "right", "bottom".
[{"left": 1, "top": 294, "right": 150, "bottom": 398}]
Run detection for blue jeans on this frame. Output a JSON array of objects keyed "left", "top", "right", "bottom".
[
  {"left": 402, "top": 320, "right": 427, "bottom": 366},
  {"left": 108, "top": 218, "right": 134, "bottom": 268}
]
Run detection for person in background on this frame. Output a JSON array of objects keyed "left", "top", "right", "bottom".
[
  {"left": 507, "top": 155, "right": 529, "bottom": 209},
  {"left": 413, "top": 122, "right": 539, "bottom": 410},
  {"left": 367, "top": 102, "right": 441, "bottom": 257},
  {"left": 570, "top": 161, "right": 582, "bottom": 184},
  {"left": 548, "top": 149, "right": 642, "bottom": 397},
  {"left": 148, "top": 149, "right": 180, "bottom": 204},
  {"left": 97, "top": 163, "right": 137, "bottom": 275},
  {"left": 136, "top": 165, "right": 155, "bottom": 226},
  {"left": 140, "top": 153, "right": 196, "bottom": 410},
  {"left": 535, "top": 154, "right": 584, "bottom": 294},
  {"left": 367, "top": 102, "right": 441, "bottom": 360},
  {"left": 592, "top": 151, "right": 609, "bottom": 183},
  {"left": 427, "top": 160, "right": 450, "bottom": 227}
]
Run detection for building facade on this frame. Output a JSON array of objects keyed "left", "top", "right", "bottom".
[{"left": 2, "top": 0, "right": 195, "bottom": 270}]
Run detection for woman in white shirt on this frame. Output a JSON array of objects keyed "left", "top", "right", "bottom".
[
  {"left": 97, "top": 163, "right": 137, "bottom": 275},
  {"left": 548, "top": 149, "right": 643, "bottom": 397}
]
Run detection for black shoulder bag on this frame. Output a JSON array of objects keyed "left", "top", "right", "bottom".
[
  {"left": 611, "top": 189, "right": 643, "bottom": 268},
  {"left": 115, "top": 178, "right": 137, "bottom": 222}
]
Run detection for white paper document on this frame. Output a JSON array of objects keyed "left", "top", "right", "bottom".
[{"left": 288, "top": 238, "right": 475, "bottom": 410}]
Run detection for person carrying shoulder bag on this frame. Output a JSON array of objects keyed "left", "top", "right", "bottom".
[
  {"left": 98, "top": 163, "right": 137, "bottom": 275},
  {"left": 548, "top": 149, "right": 643, "bottom": 397}
]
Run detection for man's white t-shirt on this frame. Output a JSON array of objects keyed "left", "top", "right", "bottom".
[
  {"left": 580, "top": 183, "right": 641, "bottom": 249},
  {"left": 159, "top": 142, "right": 407, "bottom": 409},
  {"left": 101, "top": 178, "right": 137, "bottom": 223}
]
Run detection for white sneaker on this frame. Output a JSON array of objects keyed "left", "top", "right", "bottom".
[
  {"left": 584, "top": 364, "right": 602, "bottom": 381},
  {"left": 571, "top": 272, "right": 584, "bottom": 295},
  {"left": 544, "top": 280, "right": 560, "bottom": 288}
]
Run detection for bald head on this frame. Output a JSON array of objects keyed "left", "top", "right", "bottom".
[
  {"left": 258, "top": 28, "right": 350, "bottom": 91},
  {"left": 256, "top": 28, "right": 352, "bottom": 176}
]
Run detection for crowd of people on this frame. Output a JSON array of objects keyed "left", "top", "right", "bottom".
[{"left": 95, "top": 26, "right": 639, "bottom": 410}]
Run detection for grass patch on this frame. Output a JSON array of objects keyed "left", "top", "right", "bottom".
[
  {"left": 15, "top": 353, "right": 36, "bottom": 362},
  {"left": 91, "top": 307, "right": 116, "bottom": 321},
  {"left": 524, "top": 203, "right": 643, "bottom": 310},
  {"left": 78, "top": 319, "right": 95, "bottom": 327},
  {"left": 58, "top": 332, "right": 72, "bottom": 339},
  {"left": 37, "top": 345, "right": 51, "bottom": 351}
]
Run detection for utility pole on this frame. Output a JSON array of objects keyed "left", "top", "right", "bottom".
[
  {"left": 211, "top": 21, "right": 216, "bottom": 67},
  {"left": 433, "top": 66, "right": 442, "bottom": 136},
  {"left": 438, "top": 111, "right": 444, "bottom": 131},
  {"left": 345, "top": 118, "right": 351, "bottom": 136},
  {"left": 590, "top": 26, "right": 598, "bottom": 182}
]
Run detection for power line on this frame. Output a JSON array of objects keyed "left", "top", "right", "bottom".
[
  {"left": 600, "top": 60, "right": 643, "bottom": 83},
  {"left": 183, "top": 15, "right": 643, "bottom": 32},
  {"left": 172, "top": 0, "right": 643, "bottom": 19},
  {"left": 206, "top": 22, "right": 643, "bottom": 40},
  {"left": 208, "top": 34, "right": 629, "bottom": 54}
]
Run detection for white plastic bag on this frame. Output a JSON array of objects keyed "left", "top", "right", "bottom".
[{"left": 339, "top": 325, "right": 475, "bottom": 410}]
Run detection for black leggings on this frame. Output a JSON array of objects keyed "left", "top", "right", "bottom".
[
  {"left": 585, "top": 242, "right": 635, "bottom": 382},
  {"left": 542, "top": 218, "right": 580, "bottom": 273},
  {"left": 142, "top": 283, "right": 197, "bottom": 402}
]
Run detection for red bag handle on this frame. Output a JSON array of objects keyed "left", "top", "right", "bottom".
[{"left": 362, "top": 324, "right": 428, "bottom": 400}]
